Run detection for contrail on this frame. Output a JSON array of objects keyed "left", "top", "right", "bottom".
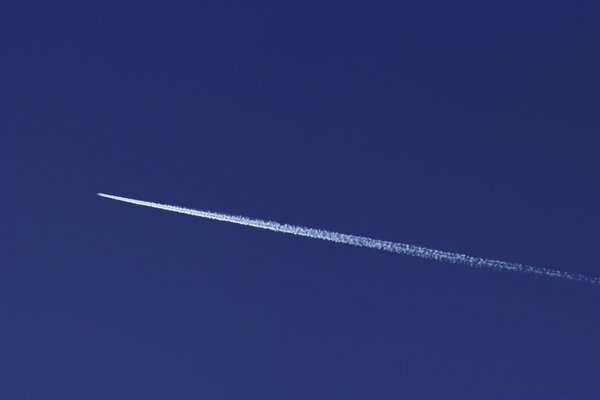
[{"left": 97, "top": 192, "right": 599, "bottom": 286}]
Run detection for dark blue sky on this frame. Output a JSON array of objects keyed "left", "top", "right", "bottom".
[{"left": 3, "top": 1, "right": 600, "bottom": 398}]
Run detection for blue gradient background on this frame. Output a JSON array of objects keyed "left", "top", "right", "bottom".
[{"left": 3, "top": 1, "right": 600, "bottom": 398}]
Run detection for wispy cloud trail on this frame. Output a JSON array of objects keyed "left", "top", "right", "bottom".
[{"left": 97, "top": 193, "right": 599, "bottom": 286}]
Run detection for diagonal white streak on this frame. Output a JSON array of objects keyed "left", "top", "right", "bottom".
[{"left": 97, "top": 193, "right": 599, "bottom": 286}]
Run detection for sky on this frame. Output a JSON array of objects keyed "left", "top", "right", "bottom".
[{"left": 3, "top": 1, "right": 600, "bottom": 398}]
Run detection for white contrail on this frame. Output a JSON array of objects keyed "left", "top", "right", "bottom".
[{"left": 97, "top": 192, "right": 599, "bottom": 286}]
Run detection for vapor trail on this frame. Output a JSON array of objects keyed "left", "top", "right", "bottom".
[{"left": 97, "top": 193, "right": 599, "bottom": 286}]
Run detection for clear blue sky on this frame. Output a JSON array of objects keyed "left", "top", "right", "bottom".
[{"left": 3, "top": 1, "right": 600, "bottom": 398}]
